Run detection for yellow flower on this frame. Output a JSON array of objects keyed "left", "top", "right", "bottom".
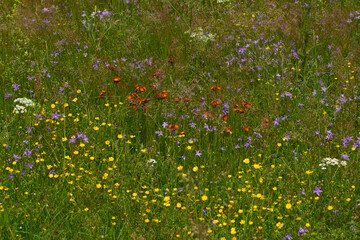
[
  {"left": 327, "top": 206, "right": 333, "bottom": 210},
  {"left": 93, "top": 126, "right": 99, "bottom": 131},
  {"left": 96, "top": 184, "right": 102, "bottom": 189},
  {"left": 253, "top": 164, "right": 261, "bottom": 169},
  {"left": 286, "top": 203, "right": 292, "bottom": 209},
  {"left": 277, "top": 143, "right": 282, "bottom": 147},
  {"left": 231, "top": 227, "right": 236, "bottom": 235},
  {"left": 201, "top": 195, "right": 208, "bottom": 201},
  {"left": 117, "top": 134, "right": 123, "bottom": 139},
  {"left": 193, "top": 166, "right": 198, "bottom": 172},
  {"left": 276, "top": 222, "right": 283, "bottom": 229},
  {"left": 243, "top": 158, "right": 250, "bottom": 164}
]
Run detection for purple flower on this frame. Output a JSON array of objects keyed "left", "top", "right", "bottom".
[
  {"left": 5, "top": 92, "right": 11, "bottom": 99},
  {"left": 52, "top": 111, "right": 61, "bottom": 120},
  {"left": 298, "top": 227, "right": 308, "bottom": 236},
  {"left": 69, "top": 137, "right": 76, "bottom": 143},
  {"left": 313, "top": 186, "right": 323, "bottom": 196},
  {"left": 195, "top": 150, "right": 202, "bottom": 157},
  {"left": 273, "top": 118, "right": 280, "bottom": 126},
  {"left": 162, "top": 122, "right": 168, "bottom": 128},
  {"left": 35, "top": 114, "right": 43, "bottom": 119},
  {"left": 155, "top": 131, "right": 163, "bottom": 136},
  {"left": 325, "top": 130, "right": 334, "bottom": 140},
  {"left": 284, "top": 233, "right": 293, "bottom": 240},
  {"left": 25, "top": 163, "right": 33, "bottom": 169},
  {"left": 26, "top": 127, "right": 33, "bottom": 133},
  {"left": 333, "top": 210, "right": 339, "bottom": 215},
  {"left": 9, "top": 172, "right": 14, "bottom": 180},
  {"left": 49, "top": 169, "right": 56, "bottom": 175},
  {"left": 300, "top": 188, "right": 306, "bottom": 195},
  {"left": 23, "top": 148, "right": 33, "bottom": 156},
  {"left": 341, "top": 154, "right": 350, "bottom": 161},
  {"left": 13, "top": 154, "right": 21, "bottom": 161},
  {"left": 13, "top": 83, "right": 20, "bottom": 91}
]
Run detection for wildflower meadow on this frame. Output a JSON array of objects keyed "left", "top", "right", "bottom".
[{"left": 1, "top": 0, "right": 360, "bottom": 239}]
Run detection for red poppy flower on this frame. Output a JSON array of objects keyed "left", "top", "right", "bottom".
[
  {"left": 233, "top": 108, "right": 245, "bottom": 113},
  {"left": 113, "top": 76, "right": 122, "bottom": 82},
  {"left": 107, "top": 65, "right": 116, "bottom": 70},
  {"left": 210, "top": 85, "right": 221, "bottom": 91},
  {"left": 210, "top": 100, "right": 221, "bottom": 107},
  {"left": 99, "top": 91, "right": 107, "bottom": 99},
  {"left": 242, "top": 100, "right": 251, "bottom": 109},
  {"left": 242, "top": 126, "right": 250, "bottom": 131},
  {"left": 167, "top": 56, "right": 174, "bottom": 65},
  {"left": 179, "top": 130, "right": 187, "bottom": 135},
  {"left": 139, "top": 98, "right": 150, "bottom": 104},
  {"left": 153, "top": 71, "right": 162, "bottom": 77},
  {"left": 223, "top": 127, "right": 231, "bottom": 133},
  {"left": 156, "top": 90, "right": 168, "bottom": 99},
  {"left": 135, "top": 84, "right": 147, "bottom": 92},
  {"left": 169, "top": 124, "right": 179, "bottom": 131}
]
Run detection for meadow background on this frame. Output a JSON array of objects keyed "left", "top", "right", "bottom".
[{"left": 0, "top": 0, "right": 360, "bottom": 239}]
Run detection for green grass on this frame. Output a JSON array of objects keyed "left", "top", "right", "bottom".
[{"left": 0, "top": 0, "right": 359, "bottom": 239}]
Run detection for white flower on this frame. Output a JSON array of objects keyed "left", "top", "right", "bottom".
[
  {"left": 13, "top": 97, "right": 36, "bottom": 114},
  {"left": 147, "top": 159, "right": 157, "bottom": 167},
  {"left": 185, "top": 27, "right": 216, "bottom": 43},
  {"left": 319, "top": 157, "right": 344, "bottom": 169}
]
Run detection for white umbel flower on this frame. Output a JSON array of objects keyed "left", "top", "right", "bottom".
[
  {"left": 319, "top": 157, "right": 346, "bottom": 170},
  {"left": 13, "top": 97, "right": 36, "bottom": 114}
]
